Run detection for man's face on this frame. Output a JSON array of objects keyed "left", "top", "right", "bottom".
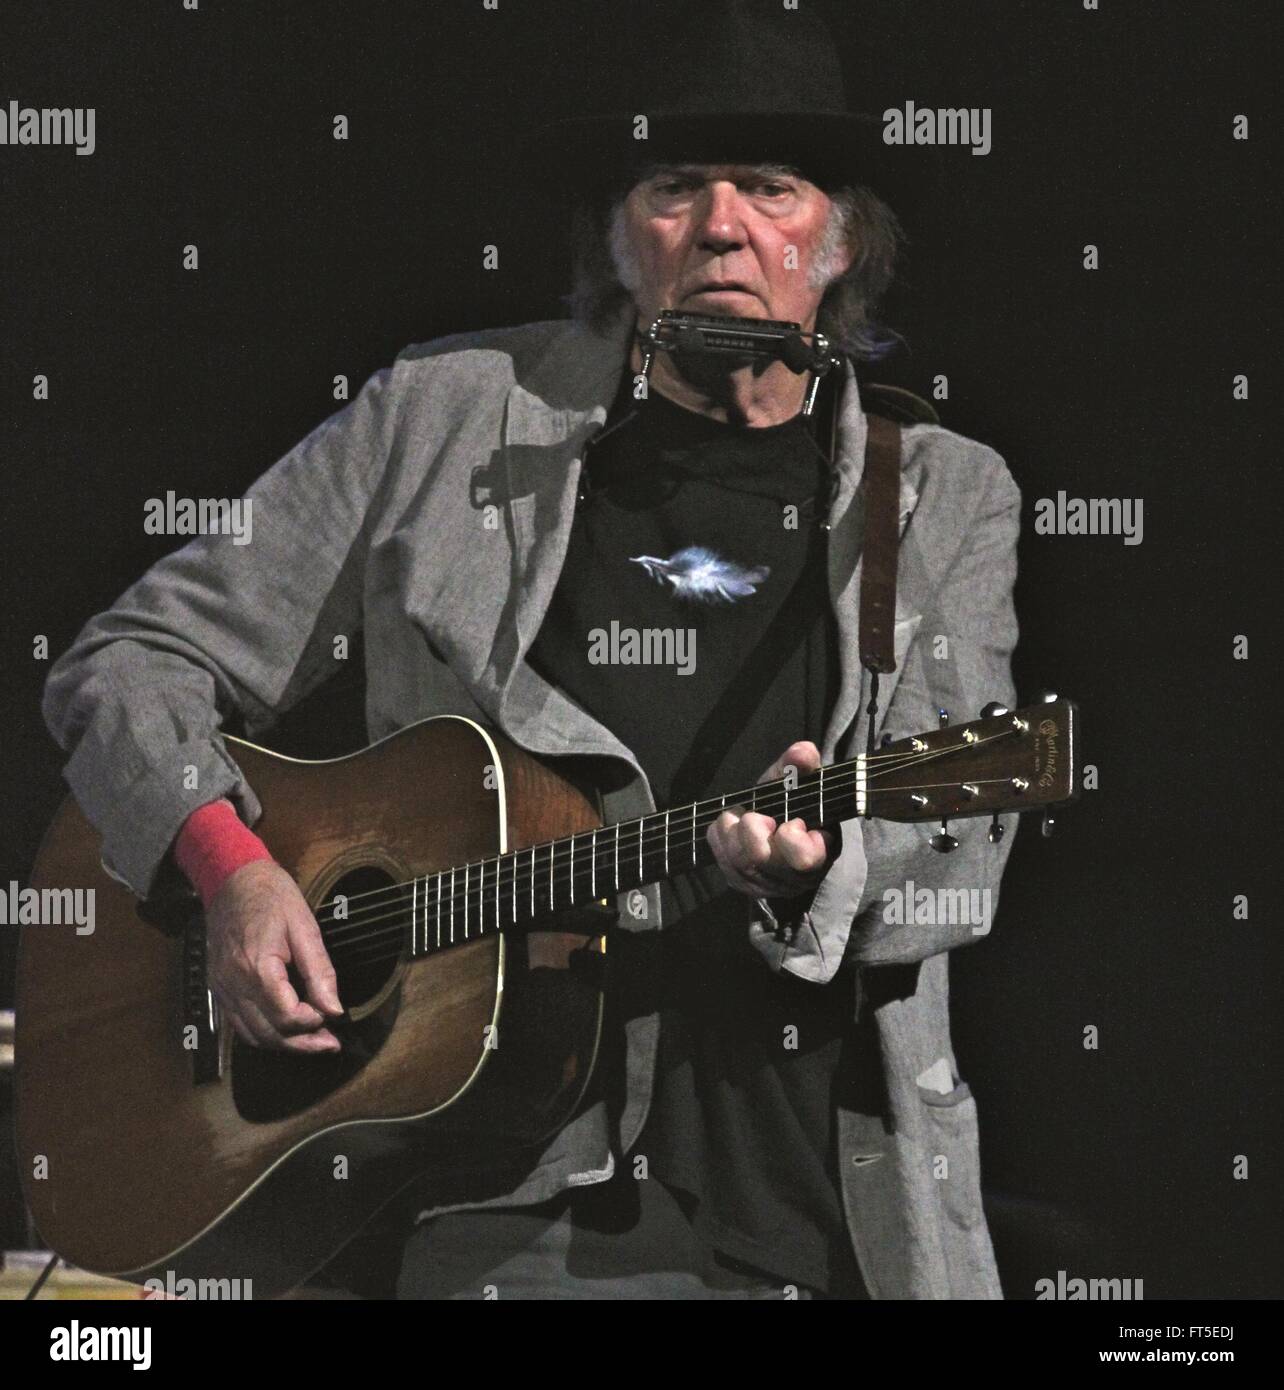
[{"left": 615, "top": 162, "right": 850, "bottom": 331}]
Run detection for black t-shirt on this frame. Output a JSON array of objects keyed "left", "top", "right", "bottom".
[{"left": 527, "top": 368, "right": 873, "bottom": 1295}]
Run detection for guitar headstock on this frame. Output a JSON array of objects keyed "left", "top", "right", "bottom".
[{"left": 866, "top": 697, "right": 1079, "bottom": 823}]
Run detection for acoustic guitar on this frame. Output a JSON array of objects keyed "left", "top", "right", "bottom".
[{"left": 16, "top": 696, "right": 1077, "bottom": 1296}]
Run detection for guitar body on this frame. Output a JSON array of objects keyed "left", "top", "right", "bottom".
[{"left": 16, "top": 716, "right": 608, "bottom": 1298}]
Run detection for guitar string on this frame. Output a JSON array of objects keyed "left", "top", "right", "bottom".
[
  {"left": 325, "top": 775, "right": 1021, "bottom": 968},
  {"left": 314, "top": 735, "right": 1020, "bottom": 948},
  {"left": 312, "top": 738, "right": 1009, "bottom": 946},
  {"left": 311, "top": 730, "right": 1017, "bottom": 931},
  {"left": 312, "top": 757, "right": 890, "bottom": 933},
  {"left": 318, "top": 768, "right": 1026, "bottom": 965}
]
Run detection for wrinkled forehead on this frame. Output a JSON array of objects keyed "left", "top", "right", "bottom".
[{"left": 627, "top": 159, "right": 813, "bottom": 191}]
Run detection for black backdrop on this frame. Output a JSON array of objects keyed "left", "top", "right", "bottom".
[{"left": 0, "top": 0, "right": 1277, "bottom": 1298}]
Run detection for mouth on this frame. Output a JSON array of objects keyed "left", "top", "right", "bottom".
[{"left": 686, "top": 282, "right": 756, "bottom": 299}]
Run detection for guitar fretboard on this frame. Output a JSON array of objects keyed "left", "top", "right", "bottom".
[
  {"left": 400, "top": 755, "right": 867, "bottom": 955},
  {"left": 312, "top": 702, "right": 1060, "bottom": 970}
]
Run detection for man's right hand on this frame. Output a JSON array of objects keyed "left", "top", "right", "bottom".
[{"left": 205, "top": 860, "right": 345, "bottom": 1053}]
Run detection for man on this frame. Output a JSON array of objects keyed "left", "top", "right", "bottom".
[{"left": 42, "top": 1, "right": 1021, "bottom": 1299}]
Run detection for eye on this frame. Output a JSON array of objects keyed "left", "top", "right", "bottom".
[{"left": 754, "top": 181, "right": 793, "bottom": 198}]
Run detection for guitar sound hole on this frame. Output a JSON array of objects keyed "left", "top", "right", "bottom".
[{"left": 318, "top": 864, "right": 405, "bottom": 1009}]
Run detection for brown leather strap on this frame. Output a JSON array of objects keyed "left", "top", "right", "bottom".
[{"left": 858, "top": 413, "right": 902, "bottom": 675}]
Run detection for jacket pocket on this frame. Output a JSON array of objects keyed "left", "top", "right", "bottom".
[{"left": 919, "top": 1081, "right": 986, "bottom": 1232}]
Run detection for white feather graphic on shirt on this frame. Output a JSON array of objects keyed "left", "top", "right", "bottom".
[{"left": 629, "top": 546, "right": 770, "bottom": 604}]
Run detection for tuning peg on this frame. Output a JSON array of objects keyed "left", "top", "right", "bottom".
[
  {"left": 1041, "top": 808, "right": 1055, "bottom": 838},
  {"left": 1034, "top": 690, "right": 1059, "bottom": 704},
  {"left": 988, "top": 814, "right": 1005, "bottom": 844},
  {"left": 980, "top": 701, "right": 1010, "bottom": 719},
  {"left": 930, "top": 820, "right": 959, "bottom": 853}
]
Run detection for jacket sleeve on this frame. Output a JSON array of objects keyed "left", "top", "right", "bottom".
[
  {"left": 748, "top": 448, "right": 1022, "bottom": 979},
  {"left": 41, "top": 365, "right": 402, "bottom": 899}
]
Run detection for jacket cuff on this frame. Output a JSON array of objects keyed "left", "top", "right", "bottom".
[
  {"left": 64, "top": 730, "right": 261, "bottom": 900},
  {"left": 745, "top": 816, "right": 868, "bottom": 984}
]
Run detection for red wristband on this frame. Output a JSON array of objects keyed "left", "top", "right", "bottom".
[{"left": 174, "top": 799, "right": 274, "bottom": 908}]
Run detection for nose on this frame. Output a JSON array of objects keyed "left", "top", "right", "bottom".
[{"left": 694, "top": 180, "right": 747, "bottom": 253}]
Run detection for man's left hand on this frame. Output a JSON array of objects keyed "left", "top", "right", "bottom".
[{"left": 707, "top": 740, "right": 837, "bottom": 898}]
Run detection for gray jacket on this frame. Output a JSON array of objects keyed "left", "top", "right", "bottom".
[{"left": 43, "top": 306, "right": 1022, "bottom": 1298}]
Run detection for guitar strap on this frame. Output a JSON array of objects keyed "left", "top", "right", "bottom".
[
  {"left": 854, "top": 410, "right": 903, "bottom": 769},
  {"left": 856, "top": 412, "right": 902, "bottom": 680}
]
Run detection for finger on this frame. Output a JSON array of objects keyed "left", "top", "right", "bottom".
[
  {"left": 257, "top": 955, "right": 327, "bottom": 1033},
  {"left": 730, "top": 812, "right": 778, "bottom": 876},
  {"left": 710, "top": 811, "right": 783, "bottom": 892},
  {"left": 739, "top": 826, "right": 829, "bottom": 898},
  {"left": 711, "top": 810, "right": 817, "bottom": 897},
  {"left": 769, "top": 819, "right": 833, "bottom": 876},
  {"left": 706, "top": 807, "right": 748, "bottom": 866},
  {"left": 705, "top": 811, "right": 739, "bottom": 861},
  {"left": 287, "top": 914, "right": 344, "bottom": 1016},
  {"left": 709, "top": 806, "right": 742, "bottom": 839},
  {"left": 235, "top": 996, "right": 285, "bottom": 1049},
  {"left": 277, "top": 1027, "right": 342, "bottom": 1055},
  {"left": 240, "top": 996, "right": 340, "bottom": 1054},
  {"left": 759, "top": 740, "right": 822, "bottom": 784}
]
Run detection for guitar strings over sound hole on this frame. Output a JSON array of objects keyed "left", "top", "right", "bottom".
[{"left": 316, "top": 864, "right": 402, "bottom": 1009}]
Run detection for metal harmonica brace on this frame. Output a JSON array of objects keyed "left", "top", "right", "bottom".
[{"left": 638, "top": 310, "right": 842, "bottom": 416}]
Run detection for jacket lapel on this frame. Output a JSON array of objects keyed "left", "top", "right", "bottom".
[{"left": 493, "top": 309, "right": 644, "bottom": 768}]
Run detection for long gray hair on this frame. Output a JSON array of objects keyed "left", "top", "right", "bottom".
[{"left": 565, "top": 176, "right": 906, "bottom": 362}]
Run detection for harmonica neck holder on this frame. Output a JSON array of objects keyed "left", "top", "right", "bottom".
[{"left": 637, "top": 310, "right": 842, "bottom": 418}]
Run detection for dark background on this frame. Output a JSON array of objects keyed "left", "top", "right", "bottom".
[{"left": 0, "top": 0, "right": 1277, "bottom": 1297}]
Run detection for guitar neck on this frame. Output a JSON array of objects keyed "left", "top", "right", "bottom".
[
  {"left": 400, "top": 759, "right": 859, "bottom": 956},
  {"left": 395, "top": 696, "right": 1077, "bottom": 957}
]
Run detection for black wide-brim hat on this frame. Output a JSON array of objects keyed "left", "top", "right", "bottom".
[{"left": 519, "top": 0, "right": 914, "bottom": 205}]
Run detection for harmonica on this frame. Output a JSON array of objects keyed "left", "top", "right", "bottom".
[{"left": 638, "top": 309, "right": 841, "bottom": 414}]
